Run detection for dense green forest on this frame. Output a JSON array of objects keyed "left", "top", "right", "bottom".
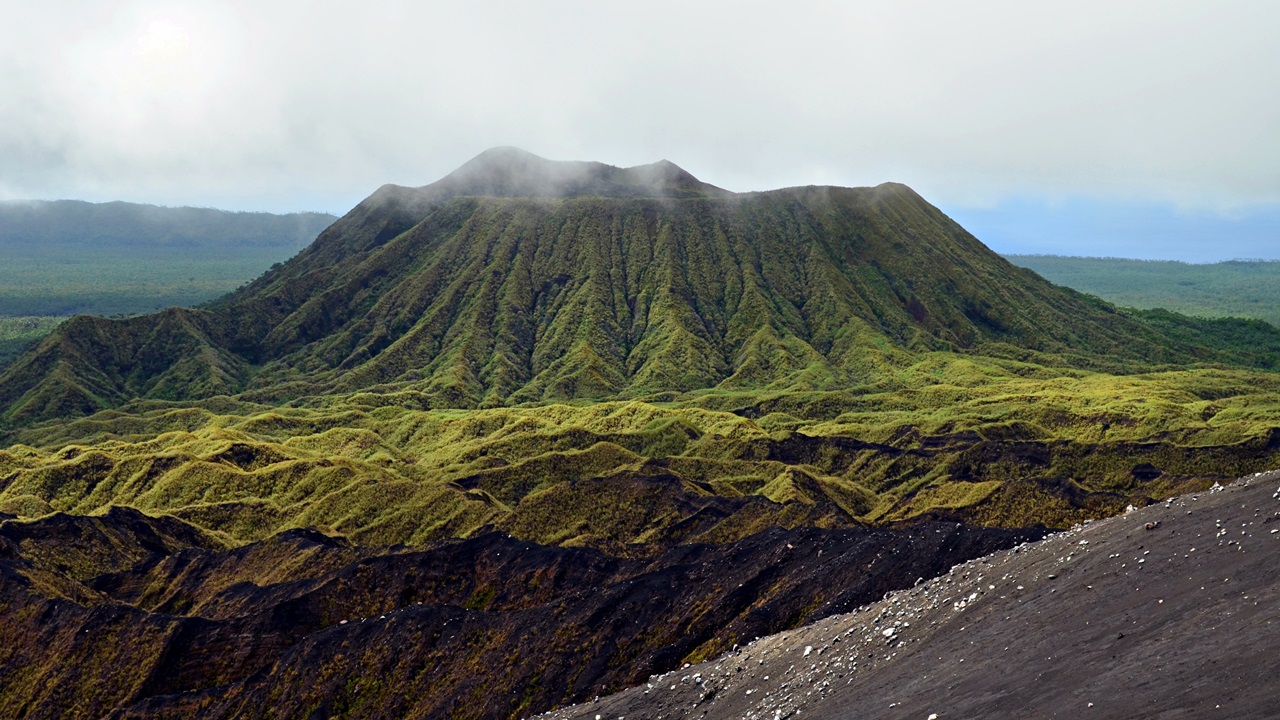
[
  {"left": 0, "top": 200, "right": 334, "bottom": 366},
  {"left": 0, "top": 248, "right": 307, "bottom": 317},
  {"left": 1006, "top": 255, "right": 1280, "bottom": 328}
]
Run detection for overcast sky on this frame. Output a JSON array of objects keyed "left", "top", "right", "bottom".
[{"left": 2, "top": 1, "right": 1277, "bottom": 259}]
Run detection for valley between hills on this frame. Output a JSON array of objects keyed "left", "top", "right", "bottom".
[{"left": 1, "top": 148, "right": 1278, "bottom": 719}]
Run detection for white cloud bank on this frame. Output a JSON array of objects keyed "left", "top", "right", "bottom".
[{"left": 1, "top": 0, "right": 1277, "bottom": 215}]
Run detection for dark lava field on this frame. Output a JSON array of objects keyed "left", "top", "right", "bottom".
[{"left": 0, "top": 508, "right": 1039, "bottom": 719}]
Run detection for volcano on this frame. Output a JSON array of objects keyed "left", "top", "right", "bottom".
[{"left": 2, "top": 148, "right": 1263, "bottom": 426}]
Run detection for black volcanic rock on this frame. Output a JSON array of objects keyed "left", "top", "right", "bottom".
[
  {"left": 0, "top": 508, "right": 1042, "bottom": 719},
  {"left": 0, "top": 505, "right": 224, "bottom": 579}
]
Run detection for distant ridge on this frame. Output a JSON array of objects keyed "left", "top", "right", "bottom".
[
  {"left": 0, "top": 199, "right": 338, "bottom": 330},
  {"left": 1006, "top": 253, "right": 1280, "bottom": 329},
  {"left": 0, "top": 199, "right": 335, "bottom": 249}
]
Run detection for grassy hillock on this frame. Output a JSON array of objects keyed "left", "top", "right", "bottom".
[{"left": 3, "top": 355, "right": 1276, "bottom": 545}]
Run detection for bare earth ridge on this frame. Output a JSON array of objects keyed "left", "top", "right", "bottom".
[{"left": 538, "top": 469, "right": 1280, "bottom": 720}]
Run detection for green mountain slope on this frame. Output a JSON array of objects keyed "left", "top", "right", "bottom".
[
  {"left": 0, "top": 309, "right": 247, "bottom": 424},
  {"left": 5, "top": 149, "right": 1271, "bottom": 426},
  {"left": 0, "top": 317, "right": 63, "bottom": 368}
]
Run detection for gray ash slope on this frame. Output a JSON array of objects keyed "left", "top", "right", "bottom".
[{"left": 539, "top": 469, "right": 1280, "bottom": 720}]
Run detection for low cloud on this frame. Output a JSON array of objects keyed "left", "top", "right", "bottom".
[{"left": 1, "top": 0, "right": 1277, "bottom": 218}]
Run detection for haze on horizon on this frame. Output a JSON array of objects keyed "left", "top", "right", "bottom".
[{"left": 1, "top": 1, "right": 1277, "bottom": 261}]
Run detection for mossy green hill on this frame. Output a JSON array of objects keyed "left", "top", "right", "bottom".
[{"left": 4, "top": 148, "right": 1274, "bottom": 427}]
